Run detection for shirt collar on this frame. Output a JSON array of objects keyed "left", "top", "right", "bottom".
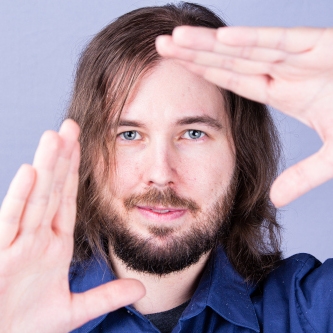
[
  {"left": 182, "top": 246, "right": 259, "bottom": 332},
  {"left": 70, "top": 246, "right": 259, "bottom": 333}
]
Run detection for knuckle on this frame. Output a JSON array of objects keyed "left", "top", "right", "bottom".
[
  {"left": 1, "top": 213, "right": 20, "bottom": 225},
  {"left": 240, "top": 46, "right": 252, "bottom": 59},
  {"left": 186, "top": 49, "right": 196, "bottom": 62},
  {"left": 320, "top": 145, "right": 333, "bottom": 169},
  {"left": 276, "top": 29, "right": 287, "bottom": 50},
  {"left": 28, "top": 194, "right": 49, "bottom": 207},
  {"left": 52, "top": 180, "right": 65, "bottom": 194},
  {"left": 220, "top": 57, "right": 235, "bottom": 70},
  {"left": 106, "top": 283, "right": 123, "bottom": 309},
  {"left": 193, "top": 52, "right": 201, "bottom": 64},
  {"left": 293, "top": 163, "right": 305, "bottom": 180},
  {"left": 293, "top": 163, "right": 312, "bottom": 191},
  {"left": 60, "top": 194, "right": 77, "bottom": 206},
  {"left": 268, "top": 62, "right": 275, "bottom": 74},
  {"left": 226, "top": 74, "right": 240, "bottom": 90}
]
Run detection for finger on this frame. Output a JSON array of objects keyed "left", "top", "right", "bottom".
[
  {"left": 19, "top": 131, "right": 61, "bottom": 233},
  {"left": 0, "top": 165, "right": 35, "bottom": 248},
  {"left": 270, "top": 143, "right": 333, "bottom": 207},
  {"left": 175, "top": 59, "right": 269, "bottom": 104},
  {"left": 52, "top": 140, "right": 80, "bottom": 235},
  {"left": 157, "top": 35, "right": 272, "bottom": 75},
  {"left": 42, "top": 120, "right": 80, "bottom": 227},
  {"left": 164, "top": 27, "right": 287, "bottom": 63},
  {"left": 216, "top": 26, "right": 323, "bottom": 53},
  {"left": 70, "top": 279, "right": 145, "bottom": 331},
  {"left": 161, "top": 26, "right": 217, "bottom": 52}
]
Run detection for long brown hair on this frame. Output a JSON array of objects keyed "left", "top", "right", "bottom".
[{"left": 66, "top": 2, "right": 282, "bottom": 283}]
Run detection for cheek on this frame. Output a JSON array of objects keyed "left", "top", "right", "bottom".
[
  {"left": 182, "top": 145, "right": 235, "bottom": 197},
  {"left": 114, "top": 151, "right": 143, "bottom": 190},
  {"left": 185, "top": 158, "right": 233, "bottom": 188}
]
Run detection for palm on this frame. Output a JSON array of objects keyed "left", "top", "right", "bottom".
[
  {"left": 0, "top": 120, "right": 144, "bottom": 333},
  {"left": 156, "top": 26, "right": 333, "bottom": 206},
  {"left": 0, "top": 231, "right": 71, "bottom": 331}
]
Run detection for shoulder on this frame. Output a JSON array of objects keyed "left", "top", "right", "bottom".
[
  {"left": 256, "top": 252, "right": 333, "bottom": 294},
  {"left": 252, "top": 253, "right": 333, "bottom": 332},
  {"left": 272, "top": 253, "right": 321, "bottom": 277},
  {"left": 268, "top": 252, "right": 333, "bottom": 283}
]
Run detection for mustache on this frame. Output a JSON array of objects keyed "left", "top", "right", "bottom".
[{"left": 123, "top": 187, "right": 200, "bottom": 214}]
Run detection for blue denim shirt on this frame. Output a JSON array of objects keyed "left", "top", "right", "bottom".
[{"left": 69, "top": 247, "right": 333, "bottom": 332}]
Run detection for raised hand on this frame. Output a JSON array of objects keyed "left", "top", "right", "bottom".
[
  {"left": 156, "top": 26, "right": 333, "bottom": 207},
  {"left": 0, "top": 119, "right": 145, "bottom": 333}
]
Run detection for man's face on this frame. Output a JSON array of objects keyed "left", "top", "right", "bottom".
[{"left": 98, "top": 60, "right": 236, "bottom": 275}]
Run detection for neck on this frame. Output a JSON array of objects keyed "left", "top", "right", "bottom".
[{"left": 109, "top": 249, "right": 211, "bottom": 315}]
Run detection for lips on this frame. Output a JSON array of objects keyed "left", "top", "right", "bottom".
[
  {"left": 136, "top": 205, "right": 187, "bottom": 221},
  {"left": 138, "top": 206, "right": 184, "bottom": 213}
]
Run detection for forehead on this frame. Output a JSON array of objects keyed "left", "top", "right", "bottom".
[{"left": 121, "top": 60, "right": 227, "bottom": 122}]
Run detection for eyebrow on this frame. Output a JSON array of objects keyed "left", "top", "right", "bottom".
[
  {"left": 118, "top": 120, "right": 146, "bottom": 128},
  {"left": 118, "top": 115, "right": 223, "bottom": 130},
  {"left": 176, "top": 116, "right": 223, "bottom": 130}
]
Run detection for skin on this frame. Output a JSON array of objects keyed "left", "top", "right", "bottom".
[
  {"left": 0, "top": 26, "right": 332, "bottom": 332},
  {"left": 0, "top": 121, "right": 145, "bottom": 332},
  {"left": 156, "top": 26, "right": 333, "bottom": 207},
  {"left": 104, "top": 59, "right": 236, "bottom": 314}
]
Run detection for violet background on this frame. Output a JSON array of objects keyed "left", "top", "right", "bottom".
[{"left": 0, "top": 0, "right": 332, "bottom": 261}]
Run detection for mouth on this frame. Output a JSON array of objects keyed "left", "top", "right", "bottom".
[
  {"left": 136, "top": 205, "right": 187, "bottom": 221},
  {"left": 138, "top": 206, "right": 185, "bottom": 213}
]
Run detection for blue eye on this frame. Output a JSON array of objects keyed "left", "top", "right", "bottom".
[
  {"left": 120, "top": 131, "right": 141, "bottom": 140},
  {"left": 183, "top": 130, "right": 205, "bottom": 140}
]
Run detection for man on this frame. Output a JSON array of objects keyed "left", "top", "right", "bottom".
[{"left": 0, "top": 2, "right": 332, "bottom": 333}]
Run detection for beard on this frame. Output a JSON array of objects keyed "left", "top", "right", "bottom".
[{"left": 100, "top": 175, "right": 237, "bottom": 276}]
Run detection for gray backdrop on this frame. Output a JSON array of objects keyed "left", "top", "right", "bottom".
[{"left": 0, "top": 0, "right": 332, "bottom": 261}]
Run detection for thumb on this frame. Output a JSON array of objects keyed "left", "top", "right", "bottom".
[
  {"left": 70, "top": 279, "right": 145, "bottom": 331},
  {"left": 270, "top": 143, "right": 333, "bottom": 207}
]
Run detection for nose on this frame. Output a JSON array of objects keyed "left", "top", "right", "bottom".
[{"left": 142, "top": 138, "right": 177, "bottom": 188}]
